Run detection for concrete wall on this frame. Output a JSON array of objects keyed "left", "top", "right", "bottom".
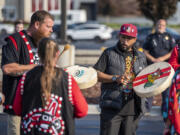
[{"left": 0, "top": 0, "right": 5, "bottom": 21}]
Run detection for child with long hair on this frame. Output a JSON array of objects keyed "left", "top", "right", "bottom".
[{"left": 13, "top": 38, "right": 88, "bottom": 135}]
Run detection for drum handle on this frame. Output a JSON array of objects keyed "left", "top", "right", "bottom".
[{"left": 60, "top": 44, "right": 71, "bottom": 57}]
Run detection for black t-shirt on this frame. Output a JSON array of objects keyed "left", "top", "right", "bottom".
[{"left": 1, "top": 30, "right": 39, "bottom": 114}]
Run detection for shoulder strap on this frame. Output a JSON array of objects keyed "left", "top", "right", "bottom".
[{"left": 8, "top": 36, "right": 18, "bottom": 50}]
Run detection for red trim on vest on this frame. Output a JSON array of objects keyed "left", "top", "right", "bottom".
[
  {"left": 3, "top": 105, "right": 13, "bottom": 110},
  {"left": 19, "top": 31, "right": 34, "bottom": 64},
  {"left": 68, "top": 74, "right": 73, "bottom": 104},
  {"left": 21, "top": 94, "right": 65, "bottom": 134},
  {"left": 13, "top": 73, "right": 27, "bottom": 115},
  {"left": 9, "top": 36, "right": 18, "bottom": 50}
]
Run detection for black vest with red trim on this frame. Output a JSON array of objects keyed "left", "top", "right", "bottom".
[
  {"left": 1, "top": 30, "right": 36, "bottom": 115},
  {"left": 20, "top": 66, "right": 75, "bottom": 135}
]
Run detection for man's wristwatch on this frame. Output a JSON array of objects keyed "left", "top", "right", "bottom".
[{"left": 112, "top": 76, "right": 117, "bottom": 82}]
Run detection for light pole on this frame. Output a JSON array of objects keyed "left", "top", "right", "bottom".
[
  {"left": 18, "top": 0, "right": 24, "bottom": 20},
  {"left": 60, "top": 0, "right": 67, "bottom": 44}
]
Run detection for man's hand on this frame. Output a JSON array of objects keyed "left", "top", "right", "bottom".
[
  {"left": 116, "top": 73, "right": 131, "bottom": 85},
  {"left": 0, "top": 93, "right": 5, "bottom": 105}
]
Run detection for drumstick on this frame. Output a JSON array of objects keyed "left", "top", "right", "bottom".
[{"left": 60, "top": 44, "right": 71, "bottom": 56}]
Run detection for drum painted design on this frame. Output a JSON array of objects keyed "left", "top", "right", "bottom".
[
  {"left": 133, "top": 62, "right": 175, "bottom": 97},
  {"left": 66, "top": 65, "right": 97, "bottom": 89}
]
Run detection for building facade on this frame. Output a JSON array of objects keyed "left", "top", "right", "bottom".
[
  {"left": 1, "top": 0, "right": 97, "bottom": 22},
  {"left": 72, "top": 0, "right": 97, "bottom": 20}
]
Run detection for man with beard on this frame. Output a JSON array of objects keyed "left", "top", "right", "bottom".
[
  {"left": 1, "top": 10, "right": 54, "bottom": 135},
  {"left": 94, "top": 24, "right": 147, "bottom": 135}
]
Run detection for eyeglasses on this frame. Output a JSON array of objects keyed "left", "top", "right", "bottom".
[{"left": 120, "top": 35, "right": 136, "bottom": 41}]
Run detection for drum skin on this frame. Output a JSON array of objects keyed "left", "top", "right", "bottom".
[
  {"left": 133, "top": 62, "right": 175, "bottom": 98},
  {"left": 66, "top": 65, "right": 97, "bottom": 89}
]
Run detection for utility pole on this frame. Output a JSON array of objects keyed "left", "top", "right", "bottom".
[
  {"left": 18, "top": 0, "right": 24, "bottom": 20},
  {"left": 60, "top": 0, "right": 67, "bottom": 44}
]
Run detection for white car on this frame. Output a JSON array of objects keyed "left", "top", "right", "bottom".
[
  {"left": 0, "top": 23, "right": 14, "bottom": 34},
  {"left": 66, "top": 23, "right": 113, "bottom": 42}
]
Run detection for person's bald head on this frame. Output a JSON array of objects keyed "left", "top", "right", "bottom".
[{"left": 156, "top": 19, "right": 166, "bottom": 33}]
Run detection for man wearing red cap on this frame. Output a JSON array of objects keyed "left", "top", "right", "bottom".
[{"left": 94, "top": 24, "right": 147, "bottom": 135}]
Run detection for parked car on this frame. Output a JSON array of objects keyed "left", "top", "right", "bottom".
[
  {"left": 66, "top": 23, "right": 113, "bottom": 42},
  {"left": 0, "top": 23, "right": 14, "bottom": 35},
  {"left": 112, "top": 26, "right": 180, "bottom": 46},
  {"left": 51, "top": 23, "right": 85, "bottom": 39}
]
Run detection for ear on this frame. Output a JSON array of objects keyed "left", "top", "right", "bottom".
[
  {"left": 34, "top": 21, "right": 40, "bottom": 29},
  {"left": 56, "top": 50, "right": 60, "bottom": 57},
  {"left": 55, "top": 50, "right": 60, "bottom": 59}
]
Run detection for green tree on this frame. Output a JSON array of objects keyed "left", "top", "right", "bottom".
[
  {"left": 137, "top": 0, "right": 178, "bottom": 25},
  {"left": 98, "top": 0, "right": 116, "bottom": 16}
]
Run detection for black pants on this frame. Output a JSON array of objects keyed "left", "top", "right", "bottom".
[
  {"left": 161, "top": 88, "right": 170, "bottom": 120},
  {"left": 100, "top": 108, "right": 137, "bottom": 135}
]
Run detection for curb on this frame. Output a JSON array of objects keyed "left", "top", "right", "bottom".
[{"left": 88, "top": 104, "right": 161, "bottom": 117}]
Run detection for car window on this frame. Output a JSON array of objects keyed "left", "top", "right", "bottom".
[
  {"left": 166, "top": 28, "right": 179, "bottom": 35},
  {"left": 67, "top": 15, "right": 72, "bottom": 20},
  {"left": 75, "top": 26, "right": 86, "bottom": 30},
  {"left": 74, "top": 25, "right": 100, "bottom": 30},
  {"left": 84, "top": 26, "right": 99, "bottom": 29}
]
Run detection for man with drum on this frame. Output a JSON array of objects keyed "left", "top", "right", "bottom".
[
  {"left": 94, "top": 24, "right": 147, "bottom": 135},
  {"left": 1, "top": 10, "right": 54, "bottom": 135},
  {"left": 143, "top": 19, "right": 176, "bottom": 122}
]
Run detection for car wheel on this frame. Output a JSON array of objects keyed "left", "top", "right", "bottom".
[
  {"left": 0, "top": 29, "right": 7, "bottom": 35},
  {"left": 67, "top": 36, "right": 74, "bottom": 42},
  {"left": 94, "top": 36, "right": 104, "bottom": 42}
]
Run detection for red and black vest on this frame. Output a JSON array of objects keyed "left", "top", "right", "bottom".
[
  {"left": 1, "top": 30, "right": 36, "bottom": 114},
  {"left": 20, "top": 66, "right": 75, "bottom": 135}
]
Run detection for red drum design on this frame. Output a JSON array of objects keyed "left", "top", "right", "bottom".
[{"left": 133, "top": 62, "right": 175, "bottom": 97}]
